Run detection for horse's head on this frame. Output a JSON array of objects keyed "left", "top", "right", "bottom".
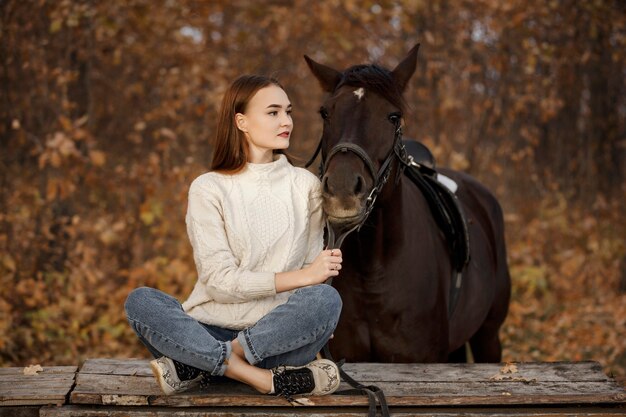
[{"left": 305, "top": 44, "right": 420, "bottom": 229}]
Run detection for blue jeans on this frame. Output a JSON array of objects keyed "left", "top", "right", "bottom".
[{"left": 124, "top": 284, "right": 342, "bottom": 377}]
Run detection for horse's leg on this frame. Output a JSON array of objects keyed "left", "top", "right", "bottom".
[
  {"left": 468, "top": 276, "right": 508, "bottom": 362},
  {"left": 447, "top": 344, "right": 467, "bottom": 363},
  {"left": 469, "top": 329, "right": 501, "bottom": 362},
  {"left": 462, "top": 176, "right": 510, "bottom": 363},
  {"left": 469, "top": 263, "right": 508, "bottom": 362},
  {"left": 468, "top": 315, "right": 504, "bottom": 362}
]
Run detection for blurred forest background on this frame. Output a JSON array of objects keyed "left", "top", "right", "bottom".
[{"left": 1, "top": 0, "right": 625, "bottom": 381}]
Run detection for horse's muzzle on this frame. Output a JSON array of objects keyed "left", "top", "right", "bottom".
[{"left": 322, "top": 194, "right": 367, "bottom": 227}]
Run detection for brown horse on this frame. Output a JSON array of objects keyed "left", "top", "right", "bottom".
[{"left": 304, "top": 44, "right": 511, "bottom": 363}]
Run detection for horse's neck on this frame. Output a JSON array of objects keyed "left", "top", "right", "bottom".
[
  {"left": 341, "top": 176, "right": 445, "bottom": 294},
  {"left": 344, "top": 178, "right": 411, "bottom": 269}
]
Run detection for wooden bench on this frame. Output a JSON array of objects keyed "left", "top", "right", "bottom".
[{"left": 1, "top": 359, "right": 624, "bottom": 416}]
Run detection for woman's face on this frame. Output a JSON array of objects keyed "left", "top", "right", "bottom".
[{"left": 236, "top": 85, "right": 292, "bottom": 163}]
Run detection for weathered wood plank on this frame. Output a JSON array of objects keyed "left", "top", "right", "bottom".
[
  {"left": 149, "top": 381, "right": 626, "bottom": 407},
  {"left": 76, "top": 359, "right": 611, "bottom": 382},
  {"left": 69, "top": 359, "right": 626, "bottom": 408},
  {"left": 40, "top": 405, "right": 626, "bottom": 417},
  {"left": 0, "top": 366, "right": 77, "bottom": 375},
  {"left": 0, "top": 366, "right": 77, "bottom": 407},
  {"left": 74, "top": 359, "right": 615, "bottom": 386},
  {"left": 78, "top": 358, "right": 153, "bottom": 377},
  {"left": 0, "top": 407, "right": 42, "bottom": 417},
  {"left": 342, "top": 361, "right": 612, "bottom": 383}
]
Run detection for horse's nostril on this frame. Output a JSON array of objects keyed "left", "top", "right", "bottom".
[
  {"left": 322, "top": 175, "right": 330, "bottom": 195},
  {"left": 354, "top": 175, "right": 364, "bottom": 195}
]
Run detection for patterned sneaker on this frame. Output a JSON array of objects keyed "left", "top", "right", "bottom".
[
  {"left": 271, "top": 358, "right": 340, "bottom": 401},
  {"left": 150, "top": 357, "right": 207, "bottom": 395}
]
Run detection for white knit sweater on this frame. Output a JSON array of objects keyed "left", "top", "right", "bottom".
[{"left": 182, "top": 155, "right": 324, "bottom": 329}]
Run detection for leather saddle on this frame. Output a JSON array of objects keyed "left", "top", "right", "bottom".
[{"left": 401, "top": 140, "right": 471, "bottom": 303}]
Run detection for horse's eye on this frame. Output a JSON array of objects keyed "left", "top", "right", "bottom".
[
  {"left": 388, "top": 112, "right": 402, "bottom": 125},
  {"left": 319, "top": 106, "right": 329, "bottom": 120}
]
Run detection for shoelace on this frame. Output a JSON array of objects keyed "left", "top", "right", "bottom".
[
  {"left": 173, "top": 359, "right": 202, "bottom": 381},
  {"left": 172, "top": 359, "right": 211, "bottom": 390},
  {"left": 199, "top": 372, "right": 211, "bottom": 389},
  {"left": 272, "top": 366, "right": 315, "bottom": 402}
]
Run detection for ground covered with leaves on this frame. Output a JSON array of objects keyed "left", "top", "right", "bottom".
[{"left": 502, "top": 195, "right": 625, "bottom": 381}]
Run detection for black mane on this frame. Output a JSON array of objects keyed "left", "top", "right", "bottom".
[{"left": 337, "top": 64, "right": 407, "bottom": 112}]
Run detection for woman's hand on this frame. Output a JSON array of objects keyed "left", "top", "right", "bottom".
[
  {"left": 274, "top": 249, "right": 343, "bottom": 293},
  {"left": 305, "top": 249, "right": 343, "bottom": 285}
]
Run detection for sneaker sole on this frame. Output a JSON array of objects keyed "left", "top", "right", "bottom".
[
  {"left": 312, "top": 359, "right": 341, "bottom": 396},
  {"left": 150, "top": 359, "right": 175, "bottom": 396}
]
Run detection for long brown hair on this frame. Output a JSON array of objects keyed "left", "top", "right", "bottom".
[{"left": 211, "top": 75, "right": 285, "bottom": 174}]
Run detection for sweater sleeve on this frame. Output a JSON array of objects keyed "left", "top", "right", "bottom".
[
  {"left": 303, "top": 177, "right": 325, "bottom": 266},
  {"left": 186, "top": 180, "right": 276, "bottom": 304}
]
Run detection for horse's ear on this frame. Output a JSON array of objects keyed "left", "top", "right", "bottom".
[
  {"left": 304, "top": 55, "right": 342, "bottom": 92},
  {"left": 391, "top": 43, "right": 420, "bottom": 92}
]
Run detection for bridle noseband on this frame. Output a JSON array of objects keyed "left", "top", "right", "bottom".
[{"left": 306, "top": 120, "right": 407, "bottom": 249}]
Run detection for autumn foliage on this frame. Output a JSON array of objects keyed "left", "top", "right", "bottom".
[{"left": 1, "top": 1, "right": 624, "bottom": 381}]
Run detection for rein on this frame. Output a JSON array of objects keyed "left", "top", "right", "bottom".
[{"left": 305, "top": 122, "right": 403, "bottom": 417}]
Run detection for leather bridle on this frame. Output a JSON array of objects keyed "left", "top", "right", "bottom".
[
  {"left": 304, "top": 103, "right": 468, "bottom": 417},
  {"left": 306, "top": 120, "right": 406, "bottom": 249}
]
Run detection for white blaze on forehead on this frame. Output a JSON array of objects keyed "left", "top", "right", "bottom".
[{"left": 353, "top": 87, "right": 365, "bottom": 101}]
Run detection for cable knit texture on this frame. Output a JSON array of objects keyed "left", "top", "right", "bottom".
[{"left": 182, "top": 155, "right": 324, "bottom": 329}]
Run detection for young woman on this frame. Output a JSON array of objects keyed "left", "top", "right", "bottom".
[{"left": 124, "top": 75, "right": 343, "bottom": 400}]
